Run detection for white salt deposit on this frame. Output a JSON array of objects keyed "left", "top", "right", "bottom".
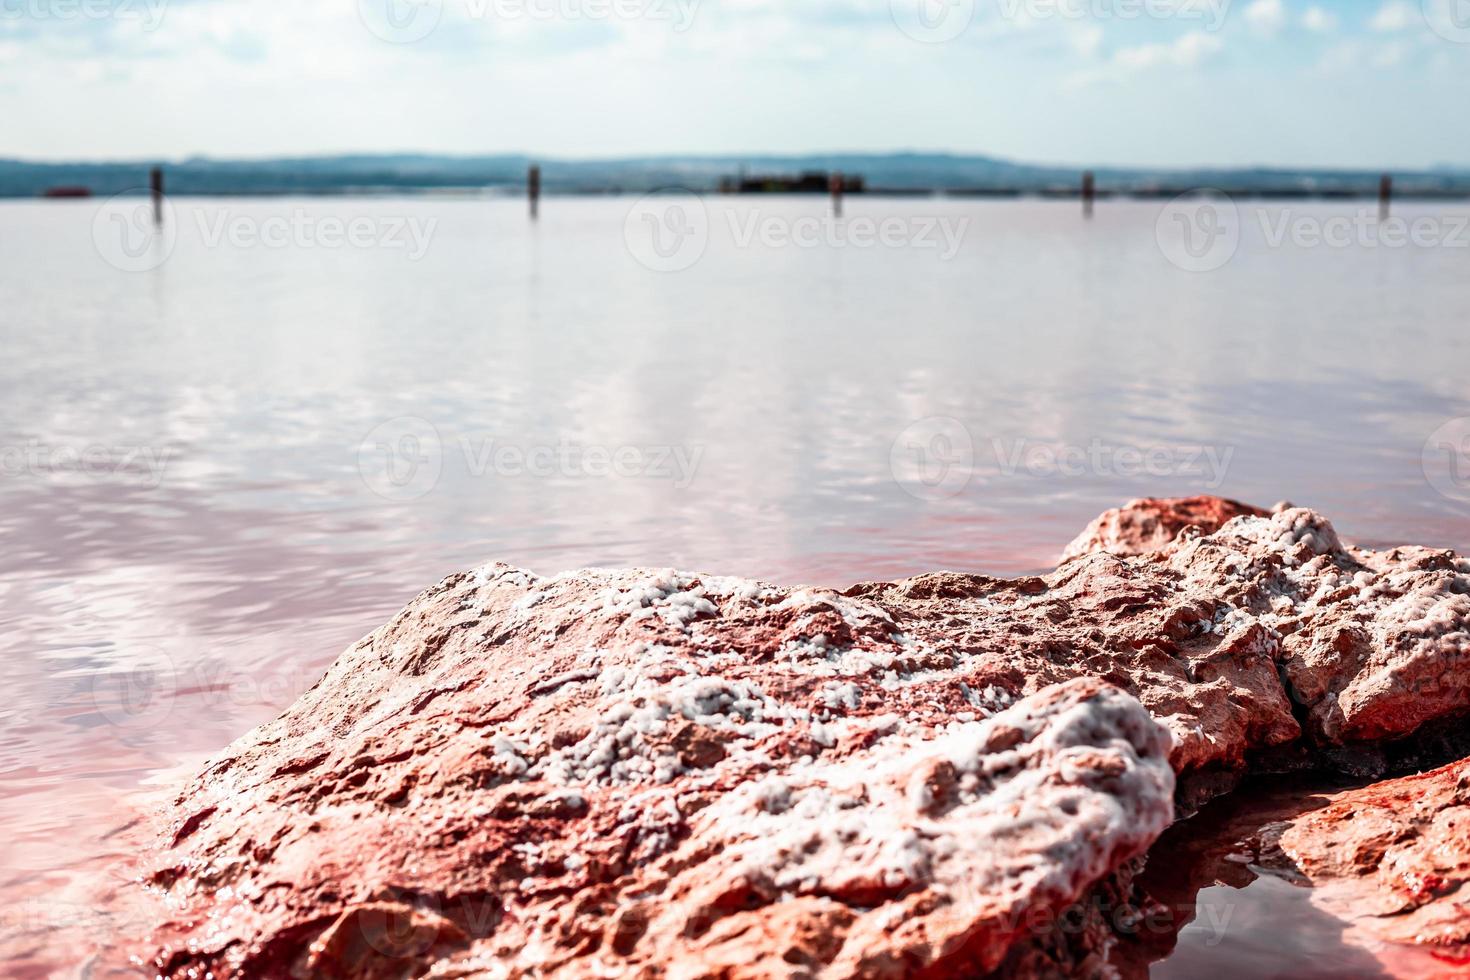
[
  {"left": 535, "top": 676, "right": 796, "bottom": 788},
  {"left": 706, "top": 682, "right": 1174, "bottom": 913},
  {"left": 594, "top": 571, "right": 723, "bottom": 631}
]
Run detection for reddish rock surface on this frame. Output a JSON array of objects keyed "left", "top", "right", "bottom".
[
  {"left": 122, "top": 501, "right": 1470, "bottom": 978},
  {"left": 1270, "top": 761, "right": 1470, "bottom": 965},
  {"left": 1060, "top": 495, "right": 1269, "bottom": 563}
]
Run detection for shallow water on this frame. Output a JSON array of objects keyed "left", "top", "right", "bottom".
[
  {"left": 2, "top": 196, "right": 1469, "bottom": 974},
  {"left": 1125, "top": 776, "right": 1468, "bottom": 979}
]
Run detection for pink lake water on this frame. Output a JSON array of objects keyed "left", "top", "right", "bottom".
[{"left": 1, "top": 196, "right": 1468, "bottom": 976}]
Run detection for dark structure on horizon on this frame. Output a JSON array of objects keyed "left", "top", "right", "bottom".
[{"left": 719, "top": 170, "right": 866, "bottom": 195}]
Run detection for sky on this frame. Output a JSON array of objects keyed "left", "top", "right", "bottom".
[{"left": 0, "top": 0, "right": 1467, "bottom": 168}]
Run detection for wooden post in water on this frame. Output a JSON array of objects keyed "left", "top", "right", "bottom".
[
  {"left": 1081, "top": 170, "right": 1095, "bottom": 219},
  {"left": 1379, "top": 174, "right": 1393, "bottom": 220},
  {"left": 528, "top": 164, "right": 541, "bottom": 220},
  {"left": 830, "top": 171, "right": 844, "bottom": 218},
  {"left": 150, "top": 166, "right": 164, "bottom": 226}
]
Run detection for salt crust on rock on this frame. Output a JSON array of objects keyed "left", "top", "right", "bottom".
[{"left": 128, "top": 503, "right": 1470, "bottom": 978}]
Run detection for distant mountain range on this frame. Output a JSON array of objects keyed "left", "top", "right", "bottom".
[{"left": 2, "top": 152, "right": 1468, "bottom": 198}]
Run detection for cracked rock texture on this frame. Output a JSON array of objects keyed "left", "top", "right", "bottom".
[{"left": 125, "top": 501, "right": 1470, "bottom": 978}]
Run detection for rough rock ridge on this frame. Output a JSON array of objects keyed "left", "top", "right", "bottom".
[
  {"left": 124, "top": 502, "right": 1470, "bottom": 978},
  {"left": 1059, "top": 495, "right": 1270, "bottom": 563}
]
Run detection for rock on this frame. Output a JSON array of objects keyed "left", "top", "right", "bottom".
[
  {"left": 1060, "top": 496, "right": 1269, "bottom": 563},
  {"left": 134, "top": 672, "right": 1175, "bottom": 979},
  {"left": 1269, "top": 760, "right": 1470, "bottom": 962},
  {"left": 122, "top": 500, "right": 1470, "bottom": 978}
]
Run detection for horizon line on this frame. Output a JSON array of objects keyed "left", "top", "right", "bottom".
[{"left": 0, "top": 150, "right": 1463, "bottom": 176}]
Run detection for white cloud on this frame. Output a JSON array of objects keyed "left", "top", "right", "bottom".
[
  {"left": 1113, "top": 31, "right": 1224, "bottom": 71},
  {"left": 1371, "top": 39, "right": 1411, "bottom": 66},
  {"left": 6, "top": 0, "right": 1469, "bottom": 162},
  {"left": 1313, "top": 34, "right": 1426, "bottom": 74},
  {"left": 1069, "top": 23, "right": 1104, "bottom": 59},
  {"left": 1244, "top": 0, "right": 1287, "bottom": 37},
  {"left": 1369, "top": 1, "right": 1416, "bottom": 31},
  {"left": 1314, "top": 39, "right": 1360, "bottom": 71},
  {"left": 1301, "top": 5, "right": 1338, "bottom": 32}
]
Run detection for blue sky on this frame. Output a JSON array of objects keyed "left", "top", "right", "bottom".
[{"left": 1, "top": 0, "right": 1466, "bottom": 168}]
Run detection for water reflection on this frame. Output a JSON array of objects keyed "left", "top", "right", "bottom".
[
  {"left": 1123, "top": 776, "right": 1462, "bottom": 979},
  {"left": 2, "top": 197, "right": 1469, "bottom": 973},
  {"left": 1119, "top": 777, "right": 1381, "bottom": 977}
]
